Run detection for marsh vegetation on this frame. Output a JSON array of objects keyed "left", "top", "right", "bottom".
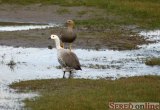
[
  {"left": 0, "top": 0, "right": 160, "bottom": 109},
  {"left": 145, "top": 58, "right": 160, "bottom": 66},
  {"left": 10, "top": 76, "right": 160, "bottom": 110},
  {"left": 1, "top": 0, "right": 160, "bottom": 29}
]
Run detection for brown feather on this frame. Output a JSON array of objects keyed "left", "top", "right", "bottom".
[
  {"left": 58, "top": 49, "right": 81, "bottom": 70},
  {"left": 60, "top": 28, "right": 77, "bottom": 43}
]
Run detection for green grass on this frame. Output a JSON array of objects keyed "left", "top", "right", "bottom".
[
  {"left": 10, "top": 75, "right": 160, "bottom": 110},
  {"left": 1, "top": 0, "right": 160, "bottom": 29},
  {"left": 145, "top": 58, "right": 160, "bottom": 66}
]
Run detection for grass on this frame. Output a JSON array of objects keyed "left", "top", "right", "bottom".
[
  {"left": 145, "top": 58, "right": 160, "bottom": 66},
  {"left": 7, "top": 58, "right": 16, "bottom": 71},
  {"left": 78, "top": 29, "right": 149, "bottom": 50},
  {"left": 10, "top": 75, "right": 160, "bottom": 110},
  {"left": 56, "top": 8, "right": 70, "bottom": 15},
  {"left": 77, "top": 10, "right": 88, "bottom": 16},
  {"left": 1, "top": 0, "right": 160, "bottom": 29},
  {"left": 7, "top": 58, "right": 16, "bottom": 66}
]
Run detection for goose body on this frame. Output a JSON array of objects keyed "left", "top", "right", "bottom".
[
  {"left": 49, "top": 34, "right": 81, "bottom": 78},
  {"left": 60, "top": 28, "right": 77, "bottom": 43},
  {"left": 60, "top": 20, "right": 77, "bottom": 50},
  {"left": 57, "top": 49, "right": 81, "bottom": 70}
]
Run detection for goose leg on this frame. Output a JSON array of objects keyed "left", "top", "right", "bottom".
[
  {"left": 69, "top": 71, "right": 72, "bottom": 79},
  {"left": 69, "top": 43, "right": 72, "bottom": 51},
  {"left": 61, "top": 43, "right": 65, "bottom": 48},
  {"left": 63, "top": 71, "right": 66, "bottom": 78}
]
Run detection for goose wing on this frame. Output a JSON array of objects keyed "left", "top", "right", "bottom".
[
  {"left": 60, "top": 28, "right": 77, "bottom": 43},
  {"left": 59, "top": 50, "right": 81, "bottom": 70}
]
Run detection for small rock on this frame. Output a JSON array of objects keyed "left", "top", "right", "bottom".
[{"left": 48, "top": 45, "right": 53, "bottom": 49}]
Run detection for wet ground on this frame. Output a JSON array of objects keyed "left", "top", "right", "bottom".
[
  {"left": 0, "top": 24, "right": 148, "bottom": 50},
  {"left": 0, "top": 4, "right": 105, "bottom": 24},
  {"left": 0, "top": 2, "right": 159, "bottom": 109},
  {"left": 0, "top": 25, "right": 160, "bottom": 109}
]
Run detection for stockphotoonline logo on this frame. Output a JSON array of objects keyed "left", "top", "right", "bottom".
[{"left": 109, "top": 102, "right": 160, "bottom": 110}]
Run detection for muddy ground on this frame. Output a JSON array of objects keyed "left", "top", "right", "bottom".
[
  {"left": 0, "top": 27, "right": 149, "bottom": 50},
  {"left": 0, "top": 4, "right": 104, "bottom": 23},
  {"left": 0, "top": 4, "right": 150, "bottom": 50}
]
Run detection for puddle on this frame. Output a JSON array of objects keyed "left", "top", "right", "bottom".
[
  {"left": 140, "top": 30, "right": 160, "bottom": 41},
  {"left": 0, "top": 29, "right": 160, "bottom": 109},
  {"left": 0, "top": 45, "right": 159, "bottom": 82},
  {"left": 0, "top": 23, "right": 59, "bottom": 32},
  {"left": 0, "top": 84, "right": 37, "bottom": 110}
]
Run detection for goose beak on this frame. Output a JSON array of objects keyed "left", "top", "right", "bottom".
[{"left": 48, "top": 37, "right": 51, "bottom": 40}]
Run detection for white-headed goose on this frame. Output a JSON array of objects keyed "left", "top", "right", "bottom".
[{"left": 49, "top": 34, "right": 81, "bottom": 78}]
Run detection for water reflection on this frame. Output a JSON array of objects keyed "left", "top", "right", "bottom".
[{"left": 0, "top": 23, "right": 59, "bottom": 32}]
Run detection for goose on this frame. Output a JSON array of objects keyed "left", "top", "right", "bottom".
[
  {"left": 49, "top": 34, "right": 81, "bottom": 78},
  {"left": 60, "top": 20, "right": 77, "bottom": 51}
]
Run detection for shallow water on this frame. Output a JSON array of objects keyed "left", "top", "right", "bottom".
[
  {"left": 0, "top": 29, "right": 160, "bottom": 109},
  {"left": 0, "top": 84, "right": 37, "bottom": 110},
  {"left": 0, "top": 23, "right": 59, "bottom": 32}
]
